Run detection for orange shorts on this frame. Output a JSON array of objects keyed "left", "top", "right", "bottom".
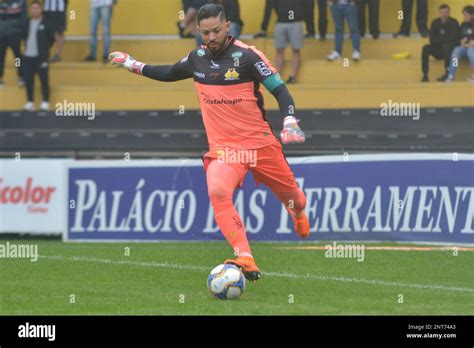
[{"left": 202, "top": 142, "right": 299, "bottom": 193}]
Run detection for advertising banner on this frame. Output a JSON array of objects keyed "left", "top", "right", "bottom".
[
  {"left": 66, "top": 154, "right": 474, "bottom": 243},
  {"left": 0, "top": 159, "right": 70, "bottom": 234}
]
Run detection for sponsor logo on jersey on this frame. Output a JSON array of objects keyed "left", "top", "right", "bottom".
[
  {"left": 255, "top": 61, "right": 272, "bottom": 77},
  {"left": 224, "top": 68, "right": 240, "bottom": 80},
  {"left": 197, "top": 49, "right": 206, "bottom": 57},
  {"left": 209, "top": 72, "right": 220, "bottom": 80},
  {"left": 194, "top": 71, "right": 205, "bottom": 79},
  {"left": 202, "top": 96, "right": 243, "bottom": 105},
  {"left": 231, "top": 51, "right": 243, "bottom": 59}
]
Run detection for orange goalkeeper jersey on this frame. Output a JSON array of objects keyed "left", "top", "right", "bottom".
[{"left": 151, "top": 36, "right": 286, "bottom": 151}]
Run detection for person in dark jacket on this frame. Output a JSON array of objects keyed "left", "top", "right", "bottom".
[
  {"left": 177, "top": 0, "right": 208, "bottom": 39},
  {"left": 394, "top": 0, "right": 429, "bottom": 37},
  {"left": 215, "top": 0, "right": 243, "bottom": 38},
  {"left": 421, "top": 4, "right": 460, "bottom": 82},
  {"left": 356, "top": 0, "right": 379, "bottom": 39},
  {"left": 0, "top": 0, "right": 27, "bottom": 87},
  {"left": 302, "top": 0, "right": 328, "bottom": 40},
  {"left": 253, "top": 0, "right": 313, "bottom": 84},
  {"left": 43, "top": 0, "right": 68, "bottom": 63},
  {"left": 22, "top": 0, "right": 55, "bottom": 111},
  {"left": 446, "top": 5, "right": 474, "bottom": 82}
]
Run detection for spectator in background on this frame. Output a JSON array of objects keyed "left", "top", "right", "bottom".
[
  {"left": 327, "top": 0, "right": 361, "bottom": 62},
  {"left": 22, "top": 0, "right": 54, "bottom": 111},
  {"left": 356, "top": 0, "right": 379, "bottom": 39},
  {"left": 394, "top": 0, "right": 428, "bottom": 38},
  {"left": 85, "top": 0, "right": 117, "bottom": 63},
  {"left": 254, "top": 0, "right": 312, "bottom": 84},
  {"left": 43, "top": 0, "right": 67, "bottom": 63},
  {"left": 177, "top": 0, "right": 208, "bottom": 38},
  {"left": 214, "top": 0, "right": 243, "bottom": 38},
  {"left": 304, "top": 0, "right": 328, "bottom": 40},
  {"left": 446, "top": 5, "right": 474, "bottom": 82},
  {"left": 256, "top": 0, "right": 327, "bottom": 41},
  {"left": 317, "top": 0, "right": 328, "bottom": 40},
  {"left": 421, "top": 4, "right": 459, "bottom": 82},
  {"left": 0, "top": 0, "right": 27, "bottom": 87},
  {"left": 304, "top": 0, "right": 316, "bottom": 38}
]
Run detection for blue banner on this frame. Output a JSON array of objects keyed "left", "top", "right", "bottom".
[{"left": 67, "top": 155, "right": 474, "bottom": 243}]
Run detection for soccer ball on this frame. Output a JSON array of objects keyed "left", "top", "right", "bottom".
[{"left": 207, "top": 264, "right": 246, "bottom": 300}]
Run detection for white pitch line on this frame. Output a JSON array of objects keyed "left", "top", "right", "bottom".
[{"left": 39, "top": 255, "right": 474, "bottom": 293}]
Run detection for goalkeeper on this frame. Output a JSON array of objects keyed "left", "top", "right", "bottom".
[{"left": 109, "top": 3, "right": 310, "bottom": 281}]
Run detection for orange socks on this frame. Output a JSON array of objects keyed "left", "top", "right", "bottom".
[
  {"left": 210, "top": 194, "right": 253, "bottom": 258},
  {"left": 206, "top": 160, "right": 253, "bottom": 258}
]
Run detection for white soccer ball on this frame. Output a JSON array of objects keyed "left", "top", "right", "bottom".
[{"left": 207, "top": 264, "right": 246, "bottom": 300}]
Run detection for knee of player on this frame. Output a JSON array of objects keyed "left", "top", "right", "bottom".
[
  {"left": 208, "top": 185, "right": 232, "bottom": 201},
  {"left": 286, "top": 189, "right": 307, "bottom": 210}
]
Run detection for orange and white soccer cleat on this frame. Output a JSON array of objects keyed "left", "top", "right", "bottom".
[
  {"left": 290, "top": 210, "right": 311, "bottom": 239},
  {"left": 224, "top": 256, "right": 261, "bottom": 281}
]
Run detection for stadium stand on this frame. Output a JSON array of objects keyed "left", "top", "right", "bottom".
[{"left": 0, "top": 0, "right": 472, "bottom": 157}]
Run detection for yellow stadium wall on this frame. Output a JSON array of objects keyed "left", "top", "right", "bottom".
[{"left": 31, "top": 0, "right": 469, "bottom": 36}]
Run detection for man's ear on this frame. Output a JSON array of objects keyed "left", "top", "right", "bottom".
[{"left": 225, "top": 20, "right": 231, "bottom": 31}]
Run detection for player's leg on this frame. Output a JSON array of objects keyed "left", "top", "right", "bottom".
[
  {"left": 250, "top": 142, "right": 311, "bottom": 239},
  {"left": 288, "top": 22, "right": 303, "bottom": 82},
  {"left": 205, "top": 157, "right": 261, "bottom": 280},
  {"left": 274, "top": 22, "right": 288, "bottom": 73}
]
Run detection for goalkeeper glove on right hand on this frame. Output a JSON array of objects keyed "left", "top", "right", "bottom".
[
  {"left": 280, "top": 116, "right": 306, "bottom": 144},
  {"left": 109, "top": 51, "right": 145, "bottom": 75}
]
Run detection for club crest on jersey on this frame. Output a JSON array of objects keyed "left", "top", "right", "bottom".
[
  {"left": 224, "top": 68, "right": 240, "bottom": 80},
  {"left": 197, "top": 49, "right": 206, "bottom": 57}
]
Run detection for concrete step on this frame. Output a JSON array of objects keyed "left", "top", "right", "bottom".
[{"left": 1, "top": 81, "right": 472, "bottom": 111}]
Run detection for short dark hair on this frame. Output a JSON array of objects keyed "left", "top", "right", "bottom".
[
  {"left": 197, "top": 3, "right": 226, "bottom": 24},
  {"left": 463, "top": 5, "right": 474, "bottom": 15},
  {"left": 439, "top": 4, "right": 450, "bottom": 11}
]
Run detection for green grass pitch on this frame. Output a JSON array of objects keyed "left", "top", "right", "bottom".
[{"left": 1, "top": 239, "right": 473, "bottom": 315}]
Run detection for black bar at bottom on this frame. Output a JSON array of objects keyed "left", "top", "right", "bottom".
[{"left": 0, "top": 316, "right": 472, "bottom": 346}]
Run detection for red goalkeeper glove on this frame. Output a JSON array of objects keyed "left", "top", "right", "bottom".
[
  {"left": 109, "top": 51, "right": 145, "bottom": 75},
  {"left": 280, "top": 116, "right": 306, "bottom": 144}
]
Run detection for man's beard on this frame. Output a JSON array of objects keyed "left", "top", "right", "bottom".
[{"left": 207, "top": 38, "right": 226, "bottom": 53}]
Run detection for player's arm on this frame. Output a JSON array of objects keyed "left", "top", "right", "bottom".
[
  {"left": 249, "top": 50, "right": 305, "bottom": 144},
  {"left": 270, "top": 84, "right": 305, "bottom": 144},
  {"left": 109, "top": 52, "right": 192, "bottom": 82}
]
